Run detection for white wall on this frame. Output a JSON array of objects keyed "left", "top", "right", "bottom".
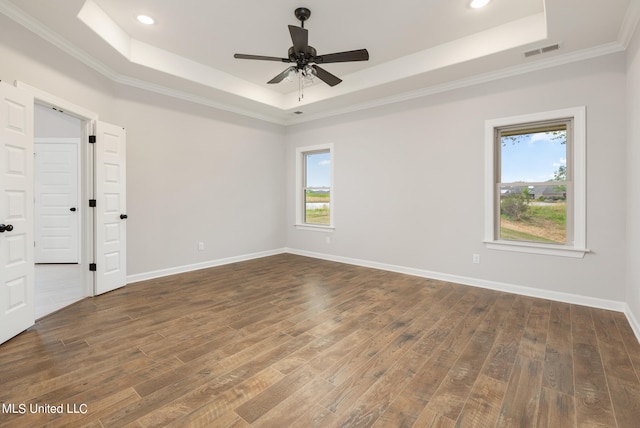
[
  {"left": 1, "top": 14, "right": 286, "bottom": 279},
  {"left": 113, "top": 88, "right": 286, "bottom": 276},
  {"left": 34, "top": 104, "right": 81, "bottom": 138},
  {"left": 286, "top": 53, "right": 628, "bottom": 305},
  {"left": 2, "top": 10, "right": 638, "bottom": 321},
  {"left": 626, "top": 23, "right": 640, "bottom": 332}
]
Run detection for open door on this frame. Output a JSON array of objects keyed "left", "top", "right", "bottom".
[
  {"left": 0, "top": 82, "right": 35, "bottom": 345},
  {"left": 94, "top": 121, "right": 127, "bottom": 295}
]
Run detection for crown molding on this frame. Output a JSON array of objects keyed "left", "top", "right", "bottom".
[
  {"left": 1, "top": 0, "right": 634, "bottom": 127},
  {"left": 284, "top": 41, "right": 626, "bottom": 126},
  {"left": 618, "top": 0, "right": 640, "bottom": 48},
  {"left": 0, "top": 0, "right": 287, "bottom": 125},
  {"left": 0, "top": 0, "right": 118, "bottom": 81},
  {"left": 110, "top": 74, "right": 287, "bottom": 125}
]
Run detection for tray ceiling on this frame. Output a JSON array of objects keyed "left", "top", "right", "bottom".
[{"left": 1, "top": 0, "right": 637, "bottom": 124}]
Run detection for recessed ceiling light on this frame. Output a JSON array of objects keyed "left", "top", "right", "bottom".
[
  {"left": 136, "top": 15, "right": 155, "bottom": 25},
  {"left": 470, "top": 0, "right": 491, "bottom": 8}
]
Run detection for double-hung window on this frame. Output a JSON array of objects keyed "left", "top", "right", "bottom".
[
  {"left": 295, "top": 143, "right": 334, "bottom": 229},
  {"left": 484, "top": 107, "right": 587, "bottom": 257}
]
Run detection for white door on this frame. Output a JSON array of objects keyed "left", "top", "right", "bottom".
[
  {"left": 94, "top": 121, "right": 127, "bottom": 295},
  {"left": 35, "top": 140, "right": 80, "bottom": 263},
  {"left": 0, "top": 82, "right": 35, "bottom": 345}
]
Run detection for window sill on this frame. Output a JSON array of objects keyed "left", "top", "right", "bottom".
[
  {"left": 484, "top": 240, "right": 589, "bottom": 258},
  {"left": 294, "top": 224, "right": 335, "bottom": 232}
]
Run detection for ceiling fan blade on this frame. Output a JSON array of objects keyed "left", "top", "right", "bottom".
[
  {"left": 314, "top": 49, "right": 369, "bottom": 64},
  {"left": 311, "top": 65, "right": 342, "bottom": 87},
  {"left": 288, "top": 25, "right": 308, "bottom": 55},
  {"left": 234, "top": 53, "right": 290, "bottom": 62},
  {"left": 267, "top": 66, "right": 297, "bottom": 84}
]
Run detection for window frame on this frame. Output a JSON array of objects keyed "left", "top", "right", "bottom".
[
  {"left": 484, "top": 107, "right": 588, "bottom": 258},
  {"left": 295, "top": 143, "right": 334, "bottom": 231}
]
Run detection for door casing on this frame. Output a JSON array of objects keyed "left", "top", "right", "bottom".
[
  {"left": 17, "top": 81, "right": 98, "bottom": 299},
  {"left": 2, "top": 81, "right": 127, "bottom": 345}
]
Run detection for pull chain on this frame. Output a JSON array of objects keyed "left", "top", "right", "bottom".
[{"left": 298, "top": 72, "right": 304, "bottom": 101}]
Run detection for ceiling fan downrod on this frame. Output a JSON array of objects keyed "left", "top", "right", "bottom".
[{"left": 294, "top": 7, "right": 311, "bottom": 28}]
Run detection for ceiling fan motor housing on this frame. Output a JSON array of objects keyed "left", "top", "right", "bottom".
[{"left": 288, "top": 46, "right": 317, "bottom": 69}]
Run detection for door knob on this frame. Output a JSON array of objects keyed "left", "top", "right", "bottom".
[
  {"left": 70, "top": 207, "right": 77, "bottom": 212},
  {"left": 120, "top": 214, "right": 128, "bottom": 219},
  {"left": 0, "top": 224, "right": 14, "bottom": 233}
]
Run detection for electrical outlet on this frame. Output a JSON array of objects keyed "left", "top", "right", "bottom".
[
  {"left": 472, "top": 254, "right": 480, "bottom": 264},
  {"left": 198, "top": 242, "right": 205, "bottom": 251},
  {"left": 325, "top": 236, "right": 331, "bottom": 244}
]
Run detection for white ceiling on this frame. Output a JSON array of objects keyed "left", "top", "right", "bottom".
[{"left": 1, "top": 0, "right": 638, "bottom": 124}]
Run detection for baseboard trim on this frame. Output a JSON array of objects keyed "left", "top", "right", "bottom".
[
  {"left": 625, "top": 304, "right": 640, "bottom": 342},
  {"left": 125, "top": 247, "right": 637, "bottom": 342},
  {"left": 285, "top": 248, "right": 627, "bottom": 313},
  {"left": 126, "top": 248, "right": 287, "bottom": 284}
]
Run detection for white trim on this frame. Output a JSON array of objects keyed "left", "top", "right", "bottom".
[
  {"left": 16, "top": 82, "right": 98, "bottom": 299},
  {"left": 284, "top": 247, "right": 626, "bottom": 312},
  {"left": 295, "top": 143, "right": 334, "bottom": 228},
  {"left": 625, "top": 304, "right": 640, "bottom": 343},
  {"left": 1, "top": 0, "right": 630, "bottom": 127},
  {"left": 0, "top": 1, "right": 287, "bottom": 126},
  {"left": 125, "top": 245, "right": 627, "bottom": 313},
  {"left": 75, "top": 0, "right": 282, "bottom": 109},
  {"left": 16, "top": 81, "right": 98, "bottom": 121},
  {"left": 126, "top": 248, "right": 287, "bottom": 284},
  {"left": 293, "top": 224, "right": 335, "bottom": 232},
  {"left": 484, "top": 241, "right": 589, "bottom": 258},
  {"left": 283, "top": 43, "right": 624, "bottom": 126},
  {"left": 484, "top": 106, "right": 587, "bottom": 258},
  {"left": 127, "top": 246, "right": 638, "bottom": 343},
  {"left": 618, "top": 0, "right": 640, "bottom": 49}
]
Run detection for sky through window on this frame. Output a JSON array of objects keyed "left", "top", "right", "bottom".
[
  {"left": 306, "top": 151, "right": 331, "bottom": 187},
  {"left": 500, "top": 131, "right": 566, "bottom": 183}
]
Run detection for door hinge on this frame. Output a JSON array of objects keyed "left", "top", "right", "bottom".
[
  {"left": 89, "top": 199, "right": 97, "bottom": 207},
  {"left": 89, "top": 263, "right": 97, "bottom": 272},
  {"left": 89, "top": 135, "right": 96, "bottom": 144}
]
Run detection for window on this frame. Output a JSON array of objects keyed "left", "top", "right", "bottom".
[
  {"left": 484, "top": 107, "right": 587, "bottom": 257},
  {"left": 295, "top": 144, "right": 334, "bottom": 229}
]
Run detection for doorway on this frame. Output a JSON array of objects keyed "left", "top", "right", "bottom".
[
  {"left": 33, "top": 104, "right": 84, "bottom": 318},
  {"left": 1, "top": 81, "right": 127, "bottom": 345}
]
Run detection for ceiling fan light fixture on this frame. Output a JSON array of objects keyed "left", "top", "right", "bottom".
[
  {"left": 136, "top": 15, "right": 155, "bottom": 25},
  {"left": 285, "top": 68, "right": 297, "bottom": 82},
  {"left": 303, "top": 65, "right": 316, "bottom": 79},
  {"left": 301, "top": 67, "right": 314, "bottom": 87},
  {"left": 470, "top": 0, "right": 491, "bottom": 9}
]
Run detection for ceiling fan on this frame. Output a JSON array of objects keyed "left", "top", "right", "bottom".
[{"left": 234, "top": 7, "right": 369, "bottom": 89}]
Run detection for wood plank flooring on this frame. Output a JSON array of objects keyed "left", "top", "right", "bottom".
[{"left": 1, "top": 254, "right": 639, "bottom": 427}]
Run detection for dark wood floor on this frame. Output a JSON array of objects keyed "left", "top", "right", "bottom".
[{"left": 1, "top": 254, "right": 639, "bottom": 427}]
